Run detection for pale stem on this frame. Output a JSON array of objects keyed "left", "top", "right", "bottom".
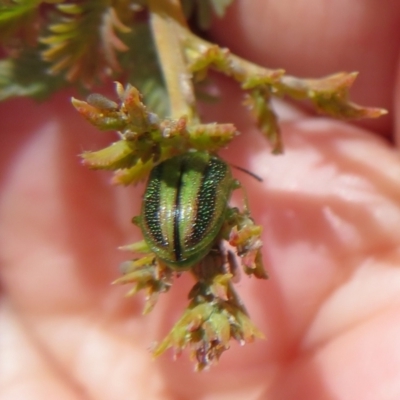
[{"left": 147, "top": 0, "right": 198, "bottom": 122}]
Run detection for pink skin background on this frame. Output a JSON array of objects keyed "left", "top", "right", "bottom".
[{"left": 2, "top": 1, "right": 400, "bottom": 399}]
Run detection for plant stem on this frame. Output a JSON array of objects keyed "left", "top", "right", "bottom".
[{"left": 148, "top": 0, "right": 198, "bottom": 122}]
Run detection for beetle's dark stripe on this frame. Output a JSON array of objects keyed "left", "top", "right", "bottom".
[
  {"left": 143, "top": 166, "right": 165, "bottom": 246},
  {"left": 172, "top": 159, "right": 186, "bottom": 262},
  {"left": 187, "top": 157, "right": 226, "bottom": 246}
]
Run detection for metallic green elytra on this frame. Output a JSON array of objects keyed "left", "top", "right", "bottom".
[{"left": 140, "top": 151, "right": 235, "bottom": 270}]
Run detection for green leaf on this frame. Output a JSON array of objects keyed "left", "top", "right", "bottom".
[
  {"left": 119, "top": 23, "right": 169, "bottom": 118},
  {"left": 196, "top": 0, "right": 213, "bottom": 30},
  {"left": 278, "top": 72, "right": 387, "bottom": 120},
  {"left": 0, "top": 0, "right": 41, "bottom": 39},
  {"left": 0, "top": 49, "right": 65, "bottom": 100},
  {"left": 210, "top": 0, "right": 234, "bottom": 17},
  {"left": 244, "top": 88, "right": 283, "bottom": 154},
  {"left": 81, "top": 140, "right": 138, "bottom": 170},
  {"left": 40, "top": 0, "right": 134, "bottom": 86},
  {"left": 181, "top": 0, "right": 234, "bottom": 30}
]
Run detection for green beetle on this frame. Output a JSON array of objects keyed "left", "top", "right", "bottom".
[{"left": 139, "top": 151, "right": 236, "bottom": 270}]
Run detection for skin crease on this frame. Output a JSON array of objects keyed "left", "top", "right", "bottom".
[{"left": 2, "top": 0, "right": 400, "bottom": 398}]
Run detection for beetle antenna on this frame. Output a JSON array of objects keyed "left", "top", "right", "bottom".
[{"left": 231, "top": 164, "right": 263, "bottom": 182}]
